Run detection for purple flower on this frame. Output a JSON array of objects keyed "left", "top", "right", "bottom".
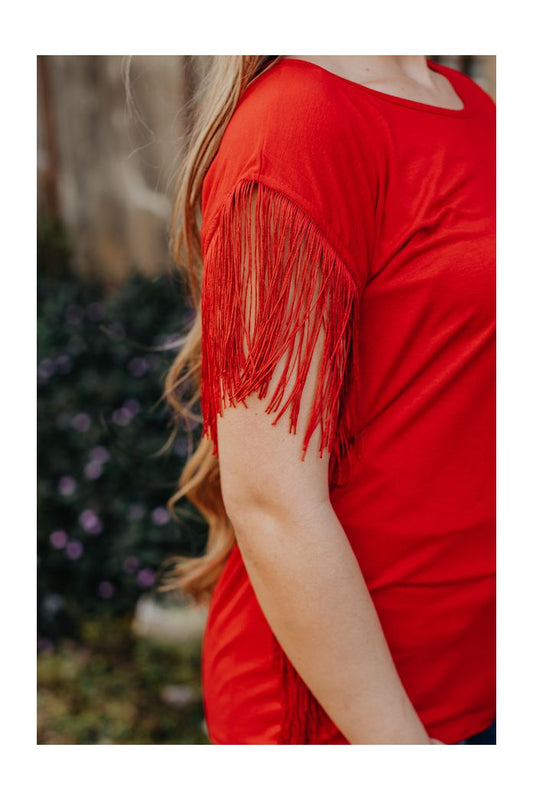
[
  {"left": 151, "top": 506, "right": 171, "bottom": 526},
  {"left": 123, "top": 555, "right": 140, "bottom": 574},
  {"left": 43, "top": 593, "right": 64, "bottom": 616},
  {"left": 37, "top": 358, "right": 55, "bottom": 382},
  {"left": 112, "top": 408, "right": 133, "bottom": 427},
  {"left": 37, "top": 637, "right": 54, "bottom": 655},
  {"left": 65, "top": 540, "right": 84, "bottom": 560},
  {"left": 98, "top": 581, "right": 115, "bottom": 599},
  {"left": 78, "top": 509, "right": 103, "bottom": 535},
  {"left": 123, "top": 398, "right": 142, "bottom": 416},
  {"left": 58, "top": 475, "right": 77, "bottom": 496},
  {"left": 137, "top": 568, "right": 156, "bottom": 588},
  {"left": 127, "top": 503, "right": 145, "bottom": 522},
  {"left": 84, "top": 461, "right": 103, "bottom": 480},
  {"left": 54, "top": 354, "right": 73, "bottom": 375},
  {"left": 89, "top": 446, "right": 110, "bottom": 463},
  {"left": 71, "top": 413, "right": 91, "bottom": 432},
  {"left": 49, "top": 529, "right": 68, "bottom": 549},
  {"left": 128, "top": 357, "right": 149, "bottom": 377}
]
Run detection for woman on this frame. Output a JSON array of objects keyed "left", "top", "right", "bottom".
[{"left": 161, "top": 55, "right": 496, "bottom": 745}]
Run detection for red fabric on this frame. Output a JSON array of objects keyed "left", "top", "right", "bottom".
[{"left": 199, "top": 57, "right": 496, "bottom": 744}]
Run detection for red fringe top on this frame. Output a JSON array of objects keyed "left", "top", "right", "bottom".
[{"left": 199, "top": 58, "right": 496, "bottom": 744}]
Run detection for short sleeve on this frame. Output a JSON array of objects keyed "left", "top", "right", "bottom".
[
  {"left": 200, "top": 177, "right": 362, "bottom": 483},
  {"left": 198, "top": 60, "right": 379, "bottom": 483}
]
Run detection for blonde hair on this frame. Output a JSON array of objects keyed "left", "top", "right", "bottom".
[{"left": 155, "top": 56, "right": 282, "bottom": 607}]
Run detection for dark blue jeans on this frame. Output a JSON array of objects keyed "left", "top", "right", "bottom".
[{"left": 454, "top": 717, "right": 496, "bottom": 744}]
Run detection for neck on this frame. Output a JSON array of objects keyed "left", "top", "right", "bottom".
[
  {"left": 285, "top": 55, "right": 436, "bottom": 88},
  {"left": 357, "top": 55, "right": 434, "bottom": 85}
]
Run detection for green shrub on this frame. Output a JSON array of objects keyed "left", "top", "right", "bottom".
[
  {"left": 37, "top": 265, "right": 208, "bottom": 646},
  {"left": 37, "top": 616, "right": 210, "bottom": 744}
]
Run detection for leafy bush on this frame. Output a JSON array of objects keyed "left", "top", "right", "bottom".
[
  {"left": 37, "top": 264, "right": 208, "bottom": 645},
  {"left": 37, "top": 615, "right": 210, "bottom": 744}
]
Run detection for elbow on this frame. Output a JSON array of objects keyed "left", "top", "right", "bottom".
[
  {"left": 222, "top": 481, "right": 287, "bottom": 531},
  {"left": 221, "top": 485, "right": 287, "bottom": 567},
  {"left": 221, "top": 475, "right": 331, "bottom": 548},
  {"left": 219, "top": 458, "right": 293, "bottom": 526},
  {"left": 223, "top": 489, "right": 305, "bottom": 571}
]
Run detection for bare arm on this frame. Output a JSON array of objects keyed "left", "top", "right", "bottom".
[{"left": 217, "top": 356, "right": 433, "bottom": 744}]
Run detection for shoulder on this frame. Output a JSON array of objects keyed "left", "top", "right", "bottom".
[
  {"left": 226, "top": 59, "right": 349, "bottom": 144},
  {"left": 202, "top": 60, "right": 346, "bottom": 198},
  {"left": 429, "top": 59, "right": 496, "bottom": 115},
  {"left": 218, "top": 59, "right": 379, "bottom": 176},
  {"left": 201, "top": 59, "right": 381, "bottom": 284}
]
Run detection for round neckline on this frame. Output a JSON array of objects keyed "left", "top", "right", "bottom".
[{"left": 280, "top": 57, "right": 471, "bottom": 118}]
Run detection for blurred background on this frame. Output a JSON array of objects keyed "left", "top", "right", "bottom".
[{"left": 37, "top": 55, "right": 496, "bottom": 745}]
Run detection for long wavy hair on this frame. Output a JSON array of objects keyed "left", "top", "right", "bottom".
[{"left": 149, "top": 56, "right": 282, "bottom": 607}]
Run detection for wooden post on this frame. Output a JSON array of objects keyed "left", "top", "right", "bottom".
[{"left": 37, "top": 55, "right": 59, "bottom": 221}]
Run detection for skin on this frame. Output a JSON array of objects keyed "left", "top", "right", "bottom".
[
  {"left": 282, "top": 55, "right": 465, "bottom": 110},
  {"left": 217, "top": 58, "right": 447, "bottom": 744}
]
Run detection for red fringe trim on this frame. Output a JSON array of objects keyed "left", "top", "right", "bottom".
[
  {"left": 201, "top": 178, "right": 362, "bottom": 485},
  {"left": 271, "top": 632, "right": 325, "bottom": 744}
]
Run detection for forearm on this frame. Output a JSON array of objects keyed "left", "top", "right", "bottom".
[{"left": 229, "top": 498, "right": 431, "bottom": 744}]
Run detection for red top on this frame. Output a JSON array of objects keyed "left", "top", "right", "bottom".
[{"left": 199, "top": 57, "right": 496, "bottom": 744}]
